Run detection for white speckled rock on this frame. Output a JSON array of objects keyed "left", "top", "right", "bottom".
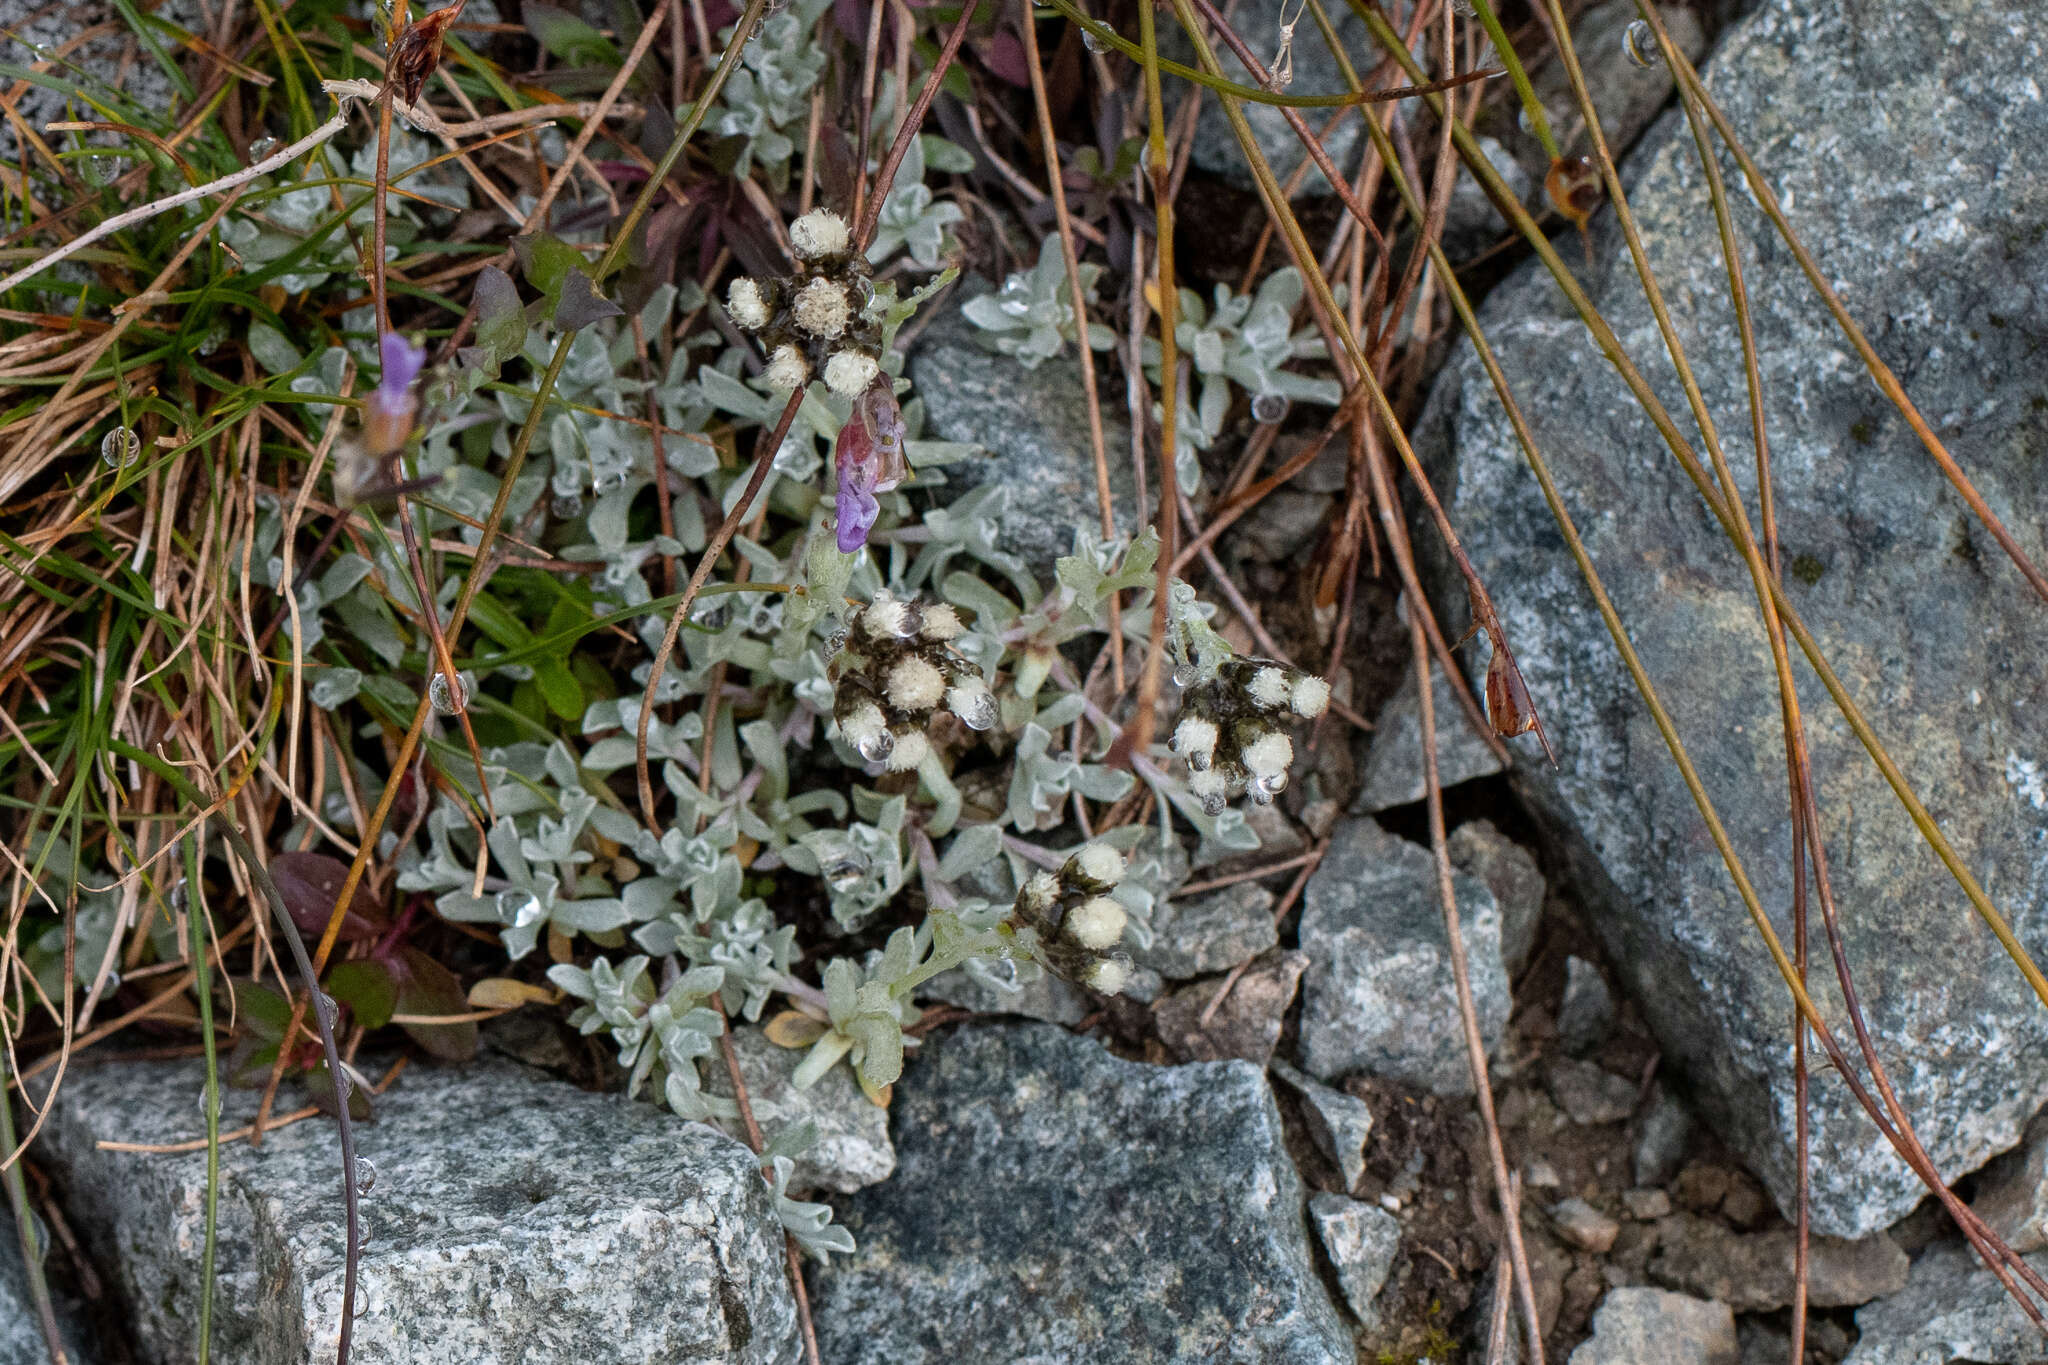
[
  {"left": 37, "top": 1056, "right": 796, "bottom": 1365},
  {"left": 703, "top": 1027, "right": 893, "bottom": 1196},
  {"left": 1353, "top": 666, "right": 1504, "bottom": 814},
  {"left": 1298, "top": 818, "right": 1507, "bottom": 1095},
  {"left": 1568, "top": 1288, "right": 1736, "bottom": 1365},
  {"left": 808, "top": 1022, "right": 1350, "bottom": 1364},
  {"left": 1308, "top": 1193, "right": 1402, "bottom": 1329},
  {"left": 1413, "top": 0, "right": 2048, "bottom": 1236}
]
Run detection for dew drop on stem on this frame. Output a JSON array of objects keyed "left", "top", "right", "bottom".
[
  {"left": 100, "top": 427, "right": 141, "bottom": 469},
  {"left": 355, "top": 1156, "right": 377, "bottom": 1196},
  {"left": 1081, "top": 25, "right": 1108, "bottom": 54},
  {"left": 1623, "top": 19, "right": 1657, "bottom": 68},
  {"left": 1250, "top": 392, "right": 1290, "bottom": 425},
  {"left": 248, "top": 135, "right": 280, "bottom": 161},
  {"left": 427, "top": 670, "right": 468, "bottom": 715}
]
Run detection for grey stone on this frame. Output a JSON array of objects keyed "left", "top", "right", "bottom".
[
  {"left": 1649, "top": 1212, "right": 1908, "bottom": 1312},
  {"left": 1171, "top": 6, "right": 1373, "bottom": 197},
  {"left": 809, "top": 1022, "right": 1351, "bottom": 1365},
  {"left": 1623, "top": 1188, "right": 1671, "bottom": 1220},
  {"left": 1567, "top": 1287, "right": 1737, "bottom": 1365},
  {"left": 1548, "top": 1059, "right": 1638, "bottom": 1127},
  {"left": 920, "top": 961, "right": 1091, "bottom": 1025},
  {"left": 0, "top": 0, "right": 205, "bottom": 167},
  {"left": 1308, "top": 1192, "right": 1402, "bottom": 1329},
  {"left": 1353, "top": 665, "right": 1505, "bottom": 813},
  {"left": 1448, "top": 819, "right": 1546, "bottom": 976},
  {"left": 1153, "top": 948, "right": 1307, "bottom": 1066},
  {"left": 38, "top": 1056, "right": 795, "bottom": 1365},
  {"left": 1271, "top": 1061, "right": 1375, "bottom": 1190},
  {"left": 1444, "top": 135, "right": 1531, "bottom": 259},
  {"left": 908, "top": 304, "right": 1136, "bottom": 580},
  {"left": 1550, "top": 1197, "right": 1620, "bottom": 1254},
  {"left": 0, "top": 1220, "right": 92, "bottom": 1365},
  {"left": 1844, "top": 1241, "right": 2048, "bottom": 1365},
  {"left": 1523, "top": 2, "right": 1706, "bottom": 168},
  {"left": 1413, "top": 0, "right": 2048, "bottom": 1236},
  {"left": 1133, "top": 880, "right": 1278, "bottom": 979},
  {"left": 1556, "top": 956, "right": 1615, "bottom": 1057},
  {"left": 1299, "top": 818, "right": 1508, "bottom": 1095},
  {"left": 1633, "top": 1084, "right": 1694, "bottom": 1188},
  {"left": 702, "top": 1026, "right": 893, "bottom": 1195},
  {"left": 1971, "top": 1109, "right": 2048, "bottom": 1254}
]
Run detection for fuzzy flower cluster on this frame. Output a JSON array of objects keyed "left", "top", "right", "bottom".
[
  {"left": 829, "top": 591, "right": 997, "bottom": 772},
  {"left": 1171, "top": 658, "right": 1330, "bottom": 813},
  {"left": 1007, "top": 843, "right": 1132, "bottom": 995},
  {"left": 727, "top": 208, "right": 884, "bottom": 400}
]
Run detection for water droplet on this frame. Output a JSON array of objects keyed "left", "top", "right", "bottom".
[
  {"left": 495, "top": 888, "right": 544, "bottom": 927},
  {"left": 1623, "top": 19, "right": 1657, "bottom": 68},
  {"left": 354, "top": 1156, "right": 377, "bottom": 1195},
  {"left": 1517, "top": 106, "right": 1535, "bottom": 136},
  {"left": 248, "top": 135, "right": 280, "bottom": 162},
  {"left": 427, "top": 670, "right": 468, "bottom": 715},
  {"left": 1250, "top": 392, "right": 1290, "bottom": 425},
  {"left": 551, "top": 493, "right": 583, "bottom": 520},
  {"left": 824, "top": 629, "right": 849, "bottom": 656},
  {"left": 952, "top": 688, "right": 999, "bottom": 732},
  {"left": 196, "top": 1087, "right": 221, "bottom": 1119},
  {"left": 1249, "top": 771, "right": 1287, "bottom": 804},
  {"left": 1172, "top": 661, "right": 1199, "bottom": 687},
  {"left": 1199, "top": 790, "right": 1229, "bottom": 817},
  {"left": 1081, "top": 25, "right": 1108, "bottom": 54},
  {"left": 855, "top": 728, "right": 896, "bottom": 763},
  {"left": 314, "top": 991, "right": 340, "bottom": 1032},
  {"left": 591, "top": 468, "right": 629, "bottom": 494},
  {"left": 100, "top": 426, "right": 141, "bottom": 469},
  {"left": 822, "top": 853, "right": 869, "bottom": 889},
  {"left": 331, "top": 1067, "right": 354, "bottom": 1100}
]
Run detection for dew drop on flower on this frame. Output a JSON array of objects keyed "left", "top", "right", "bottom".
[
  {"left": 100, "top": 427, "right": 141, "bottom": 469},
  {"left": 249, "top": 135, "right": 280, "bottom": 162},
  {"left": 855, "top": 728, "right": 896, "bottom": 763},
  {"left": 427, "top": 670, "right": 467, "bottom": 715},
  {"left": 495, "top": 888, "right": 544, "bottom": 927},
  {"left": 1622, "top": 19, "right": 1657, "bottom": 67},
  {"left": 355, "top": 1156, "right": 378, "bottom": 1195},
  {"left": 1172, "top": 660, "right": 1200, "bottom": 688},
  {"left": 953, "top": 688, "right": 999, "bottom": 732},
  {"left": 1249, "top": 771, "right": 1287, "bottom": 804},
  {"left": 1250, "top": 392, "right": 1290, "bottom": 425}
]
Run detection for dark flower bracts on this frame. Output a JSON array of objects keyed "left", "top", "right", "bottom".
[
  {"left": 1171, "top": 657, "right": 1330, "bottom": 813},
  {"left": 1007, "top": 843, "right": 1131, "bottom": 995},
  {"left": 829, "top": 592, "right": 997, "bottom": 772}
]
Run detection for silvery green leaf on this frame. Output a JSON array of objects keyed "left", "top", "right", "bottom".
[
  {"left": 306, "top": 667, "right": 361, "bottom": 709},
  {"left": 937, "top": 823, "right": 1003, "bottom": 881}
]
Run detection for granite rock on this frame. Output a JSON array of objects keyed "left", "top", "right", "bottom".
[
  {"left": 38, "top": 1057, "right": 795, "bottom": 1365},
  {"left": 1307, "top": 1193, "right": 1402, "bottom": 1329},
  {"left": 1153, "top": 948, "right": 1306, "bottom": 1066},
  {"left": 1556, "top": 956, "right": 1615, "bottom": 1057},
  {"left": 0, "top": 1217, "right": 93, "bottom": 1365},
  {"left": 1353, "top": 665, "right": 1505, "bottom": 813},
  {"left": 1567, "top": 1287, "right": 1736, "bottom": 1365},
  {"left": 808, "top": 1022, "right": 1350, "bottom": 1364},
  {"left": 1271, "top": 1061, "right": 1375, "bottom": 1190},
  {"left": 1844, "top": 1241, "right": 2048, "bottom": 1365},
  {"left": 1133, "top": 880, "right": 1277, "bottom": 979},
  {"left": 1447, "top": 819, "right": 1546, "bottom": 976},
  {"left": 907, "top": 304, "right": 1137, "bottom": 579},
  {"left": 1649, "top": 1212, "right": 1908, "bottom": 1312},
  {"left": 1970, "top": 1109, "right": 2048, "bottom": 1254},
  {"left": 1299, "top": 818, "right": 1508, "bottom": 1094},
  {"left": 1547, "top": 1059, "right": 1639, "bottom": 1127},
  {"left": 703, "top": 1026, "right": 894, "bottom": 1195},
  {"left": 1413, "top": 0, "right": 2048, "bottom": 1235}
]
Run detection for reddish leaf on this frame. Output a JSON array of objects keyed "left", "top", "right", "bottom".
[
  {"left": 388, "top": 0, "right": 467, "bottom": 105},
  {"left": 1484, "top": 640, "right": 1536, "bottom": 738},
  {"left": 390, "top": 946, "right": 478, "bottom": 1060},
  {"left": 270, "top": 851, "right": 386, "bottom": 944}
]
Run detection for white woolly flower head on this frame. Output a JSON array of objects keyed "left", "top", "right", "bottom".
[
  {"left": 1066, "top": 896, "right": 1127, "bottom": 951},
  {"left": 883, "top": 728, "right": 931, "bottom": 772},
  {"left": 1189, "top": 767, "right": 1229, "bottom": 810},
  {"left": 1072, "top": 843, "right": 1125, "bottom": 888},
  {"left": 861, "top": 594, "right": 913, "bottom": 639},
  {"left": 789, "top": 208, "right": 851, "bottom": 262},
  {"left": 1290, "top": 673, "right": 1331, "bottom": 719},
  {"left": 1241, "top": 730, "right": 1293, "bottom": 779},
  {"left": 792, "top": 277, "right": 850, "bottom": 339},
  {"left": 920, "top": 603, "right": 964, "bottom": 641},
  {"left": 1172, "top": 715, "right": 1218, "bottom": 769},
  {"left": 727, "top": 276, "right": 770, "bottom": 331},
  {"left": 1020, "top": 870, "right": 1061, "bottom": 914},
  {"left": 1084, "top": 957, "right": 1131, "bottom": 995},
  {"left": 823, "top": 348, "right": 881, "bottom": 400},
  {"left": 839, "top": 699, "right": 888, "bottom": 752},
  {"left": 1248, "top": 666, "right": 1292, "bottom": 709},
  {"left": 763, "top": 343, "right": 809, "bottom": 392},
  {"left": 884, "top": 655, "right": 946, "bottom": 712},
  {"left": 945, "top": 678, "right": 997, "bottom": 731}
]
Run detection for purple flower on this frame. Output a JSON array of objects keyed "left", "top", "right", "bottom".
[
  {"left": 366, "top": 331, "right": 426, "bottom": 455},
  {"left": 833, "top": 380, "right": 906, "bottom": 553}
]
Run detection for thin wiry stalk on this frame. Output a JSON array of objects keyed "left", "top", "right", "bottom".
[
  {"left": 1018, "top": 0, "right": 1123, "bottom": 693},
  {"left": 183, "top": 833, "right": 222, "bottom": 1365},
  {"left": 0, "top": 1048, "right": 67, "bottom": 1364}
]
